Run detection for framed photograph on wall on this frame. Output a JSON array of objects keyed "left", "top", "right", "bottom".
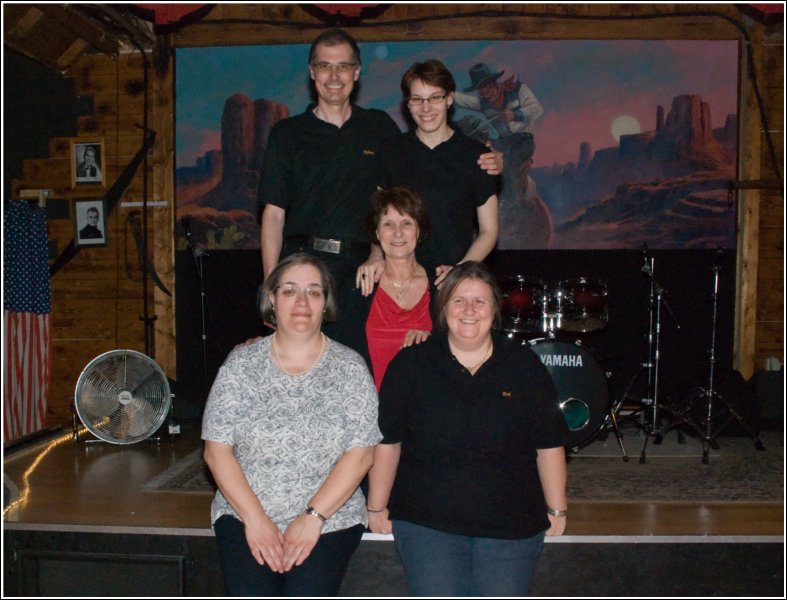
[
  {"left": 71, "top": 138, "right": 105, "bottom": 187},
  {"left": 73, "top": 198, "right": 108, "bottom": 247}
]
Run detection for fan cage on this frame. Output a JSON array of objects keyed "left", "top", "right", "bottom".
[{"left": 74, "top": 349, "right": 171, "bottom": 444}]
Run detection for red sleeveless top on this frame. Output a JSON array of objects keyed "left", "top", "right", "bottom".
[{"left": 365, "top": 286, "right": 432, "bottom": 391}]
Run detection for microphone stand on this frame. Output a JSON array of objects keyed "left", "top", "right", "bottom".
[{"left": 182, "top": 220, "right": 212, "bottom": 403}]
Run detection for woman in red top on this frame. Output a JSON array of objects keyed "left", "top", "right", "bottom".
[{"left": 362, "top": 187, "right": 435, "bottom": 391}]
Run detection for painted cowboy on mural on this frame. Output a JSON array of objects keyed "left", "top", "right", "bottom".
[{"left": 453, "top": 62, "right": 543, "bottom": 142}]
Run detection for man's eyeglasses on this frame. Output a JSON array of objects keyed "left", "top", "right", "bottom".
[
  {"left": 407, "top": 94, "right": 447, "bottom": 107},
  {"left": 311, "top": 62, "right": 358, "bottom": 73},
  {"left": 275, "top": 284, "right": 325, "bottom": 300}
]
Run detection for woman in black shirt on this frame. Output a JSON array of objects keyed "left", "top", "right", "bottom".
[{"left": 367, "top": 261, "right": 569, "bottom": 596}]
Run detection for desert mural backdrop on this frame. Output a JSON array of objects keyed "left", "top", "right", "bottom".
[{"left": 176, "top": 39, "right": 738, "bottom": 251}]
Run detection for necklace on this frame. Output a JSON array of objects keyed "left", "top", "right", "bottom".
[
  {"left": 468, "top": 343, "right": 492, "bottom": 374},
  {"left": 385, "top": 268, "right": 417, "bottom": 302},
  {"left": 271, "top": 332, "right": 326, "bottom": 376},
  {"left": 452, "top": 340, "right": 493, "bottom": 374}
]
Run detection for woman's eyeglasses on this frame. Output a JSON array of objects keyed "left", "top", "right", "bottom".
[
  {"left": 275, "top": 284, "right": 325, "bottom": 300},
  {"left": 407, "top": 94, "right": 447, "bottom": 107}
]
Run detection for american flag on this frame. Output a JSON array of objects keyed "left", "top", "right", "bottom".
[{"left": 3, "top": 200, "right": 52, "bottom": 441}]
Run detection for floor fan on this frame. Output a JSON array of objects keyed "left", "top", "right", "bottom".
[{"left": 73, "top": 349, "right": 171, "bottom": 444}]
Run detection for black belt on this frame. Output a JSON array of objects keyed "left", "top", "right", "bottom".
[{"left": 284, "top": 235, "right": 370, "bottom": 256}]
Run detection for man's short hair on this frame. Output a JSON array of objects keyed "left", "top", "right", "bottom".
[
  {"left": 308, "top": 28, "right": 361, "bottom": 66},
  {"left": 86, "top": 207, "right": 99, "bottom": 217}
]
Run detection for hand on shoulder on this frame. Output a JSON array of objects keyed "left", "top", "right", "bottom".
[{"left": 401, "top": 329, "right": 431, "bottom": 348}]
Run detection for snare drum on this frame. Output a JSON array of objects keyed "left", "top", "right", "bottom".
[
  {"left": 527, "top": 338, "right": 611, "bottom": 448},
  {"left": 554, "top": 277, "right": 608, "bottom": 332},
  {"left": 499, "top": 275, "right": 547, "bottom": 334}
]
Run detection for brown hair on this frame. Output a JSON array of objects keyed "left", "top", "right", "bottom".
[
  {"left": 435, "top": 261, "right": 502, "bottom": 331},
  {"left": 400, "top": 59, "right": 457, "bottom": 97},
  {"left": 308, "top": 28, "right": 361, "bottom": 66},
  {"left": 258, "top": 253, "right": 338, "bottom": 326},
  {"left": 364, "top": 186, "right": 430, "bottom": 245}
]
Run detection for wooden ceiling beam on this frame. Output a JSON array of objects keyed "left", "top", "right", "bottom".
[
  {"left": 36, "top": 4, "right": 120, "bottom": 56},
  {"left": 6, "top": 6, "right": 45, "bottom": 38},
  {"left": 56, "top": 38, "right": 91, "bottom": 70}
]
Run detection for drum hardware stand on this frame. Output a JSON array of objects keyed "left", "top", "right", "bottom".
[
  {"left": 592, "top": 388, "right": 629, "bottom": 461},
  {"left": 682, "top": 253, "right": 765, "bottom": 464},
  {"left": 612, "top": 255, "right": 698, "bottom": 463}
]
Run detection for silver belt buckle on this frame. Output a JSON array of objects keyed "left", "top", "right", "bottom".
[{"left": 313, "top": 237, "right": 342, "bottom": 254}]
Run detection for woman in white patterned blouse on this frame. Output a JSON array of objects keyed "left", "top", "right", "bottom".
[{"left": 202, "top": 253, "right": 382, "bottom": 596}]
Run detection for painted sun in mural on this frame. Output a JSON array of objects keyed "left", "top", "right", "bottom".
[{"left": 611, "top": 114, "right": 642, "bottom": 141}]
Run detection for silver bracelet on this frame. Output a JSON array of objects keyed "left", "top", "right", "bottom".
[
  {"left": 305, "top": 506, "right": 327, "bottom": 523},
  {"left": 546, "top": 507, "right": 567, "bottom": 517}
]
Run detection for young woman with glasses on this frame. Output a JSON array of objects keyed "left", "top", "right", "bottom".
[{"left": 356, "top": 59, "right": 501, "bottom": 294}]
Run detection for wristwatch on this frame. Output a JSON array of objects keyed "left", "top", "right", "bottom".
[
  {"left": 546, "top": 507, "right": 567, "bottom": 517},
  {"left": 304, "top": 506, "right": 327, "bottom": 523}
]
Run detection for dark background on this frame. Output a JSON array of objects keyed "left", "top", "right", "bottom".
[{"left": 174, "top": 247, "right": 739, "bottom": 428}]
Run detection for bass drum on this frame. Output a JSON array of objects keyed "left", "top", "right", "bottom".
[{"left": 527, "top": 338, "right": 611, "bottom": 449}]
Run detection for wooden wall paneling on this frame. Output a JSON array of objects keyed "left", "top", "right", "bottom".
[
  {"left": 733, "top": 27, "right": 762, "bottom": 380},
  {"left": 755, "top": 190, "right": 784, "bottom": 370},
  {"left": 78, "top": 113, "right": 155, "bottom": 133},
  {"left": 150, "top": 40, "right": 176, "bottom": 378},
  {"left": 171, "top": 3, "right": 745, "bottom": 47},
  {"left": 755, "top": 322, "right": 784, "bottom": 369},
  {"left": 36, "top": 50, "right": 155, "bottom": 429},
  {"left": 51, "top": 276, "right": 145, "bottom": 300},
  {"left": 754, "top": 24, "right": 784, "bottom": 372},
  {"left": 18, "top": 159, "right": 70, "bottom": 197}
]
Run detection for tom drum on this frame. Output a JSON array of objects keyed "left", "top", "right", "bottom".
[
  {"left": 499, "top": 275, "right": 547, "bottom": 334},
  {"left": 553, "top": 278, "right": 608, "bottom": 333}
]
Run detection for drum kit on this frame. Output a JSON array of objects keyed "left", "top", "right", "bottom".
[
  {"left": 499, "top": 276, "right": 609, "bottom": 336},
  {"left": 502, "top": 250, "right": 766, "bottom": 464},
  {"left": 499, "top": 274, "right": 627, "bottom": 457}
]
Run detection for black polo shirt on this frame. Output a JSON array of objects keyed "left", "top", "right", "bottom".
[
  {"left": 379, "top": 129, "right": 499, "bottom": 273},
  {"left": 258, "top": 106, "right": 400, "bottom": 241},
  {"left": 379, "top": 333, "right": 568, "bottom": 539}
]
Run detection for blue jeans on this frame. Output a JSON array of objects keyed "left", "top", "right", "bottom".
[
  {"left": 392, "top": 519, "right": 545, "bottom": 597},
  {"left": 214, "top": 515, "right": 363, "bottom": 596}
]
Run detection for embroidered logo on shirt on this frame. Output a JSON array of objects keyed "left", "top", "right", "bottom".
[
  {"left": 363, "top": 149, "right": 375, "bottom": 156},
  {"left": 502, "top": 390, "right": 512, "bottom": 397}
]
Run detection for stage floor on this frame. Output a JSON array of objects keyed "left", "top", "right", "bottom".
[{"left": 3, "top": 423, "right": 784, "bottom": 538}]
